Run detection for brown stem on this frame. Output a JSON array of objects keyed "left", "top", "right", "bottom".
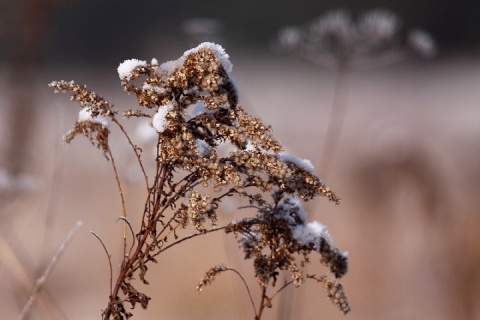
[
  {"left": 90, "top": 231, "right": 114, "bottom": 296},
  {"left": 226, "top": 268, "right": 257, "bottom": 316},
  {"left": 255, "top": 286, "right": 268, "bottom": 320},
  {"left": 111, "top": 117, "right": 149, "bottom": 189},
  {"left": 271, "top": 279, "right": 295, "bottom": 300},
  {"left": 158, "top": 226, "right": 227, "bottom": 254},
  {"left": 106, "top": 147, "right": 128, "bottom": 263},
  {"left": 103, "top": 163, "right": 169, "bottom": 320}
]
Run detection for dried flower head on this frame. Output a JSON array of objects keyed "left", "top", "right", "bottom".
[
  {"left": 226, "top": 191, "right": 347, "bottom": 287},
  {"left": 311, "top": 275, "right": 350, "bottom": 314},
  {"left": 49, "top": 81, "right": 115, "bottom": 157}
]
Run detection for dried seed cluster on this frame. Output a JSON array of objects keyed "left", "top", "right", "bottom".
[
  {"left": 49, "top": 81, "right": 115, "bottom": 156},
  {"left": 319, "top": 276, "right": 351, "bottom": 314},
  {"left": 225, "top": 191, "right": 349, "bottom": 313}
]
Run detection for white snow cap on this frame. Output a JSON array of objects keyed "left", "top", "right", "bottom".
[
  {"left": 195, "top": 139, "right": 211, "bottom": 157},
  {"left": 134, "top": 119, "right": 157, "bottom": 144},
  {"left": 185, "top": 42, "right": 232, "bottom": 73},
  {"left": 152, "top": 104, "right": 174, "bottom": 133},
  {"left": 142, "top": 83, "right": 166, "bottom": 94},
  {"left": 278, "top": 196, "right": 307, "bottom": 223},
  {"left": 184, "top": 102, "right": 207, "bottom": 121},
  {"left": 78, "top": 108, "right": 109, "bottom": 127},
  {"left": 277, "top": 154, "right": 314, "bottom": 172},
  {"left": 292, "top": 221, "right": 333, "bottom": 250},
  {"left": 158, "top": 42, "right": 232, "bottom": 75},
  {"left": 117, "top": 59, "right": 147, "bottom": 79}
]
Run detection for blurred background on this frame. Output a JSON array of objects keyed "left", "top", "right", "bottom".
[{"left": 1, "top": 0, "right": 479, "bottom": 319}]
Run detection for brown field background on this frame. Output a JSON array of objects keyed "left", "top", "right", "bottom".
[{"left": 1, "top": 51, "right": 479, "bottom": 320}]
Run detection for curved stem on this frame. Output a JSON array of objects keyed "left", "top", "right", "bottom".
[
  {"left": 107, "top": 147, "right": 128, "bottom": 262},
  {"left": 158, "top": 226, "right": 227, "bottom": 254},
  {"left": 225, "top": 268, "right": 257, "bottom": 316},
  {"left": 131, "top": 225, "right": 228, "bottom": 275},
  {"left": 111, "top": 117, "right": 149, "bottom": 189},
  {"left": 117, "top": 217, "right": 136, "bottom": 258},
  {"left": 271, "top": 279, "right": 295, "bottom": 300},
  {"left": 91, "top": 231, "right": 113, "bottom": 296}
]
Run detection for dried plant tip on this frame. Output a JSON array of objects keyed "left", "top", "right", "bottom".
[
  {"left": 197, "top": 264, "right": 228, "bottom": 292},
  {"left": 64, "top": 120, "right": 110, "bottom": 157},
  {"left": 318, "top": 240, "right": 349, "bottom": 278},
  {"left": 49, "top": 80, "right": 117, "bottom": 117},
  {"left": 322, "top": 278, "right": 351, "bottom": 314}
]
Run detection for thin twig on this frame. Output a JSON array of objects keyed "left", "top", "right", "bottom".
[
  {"left": 106, "top": 147, "right": 128, "bottom": 263},
  {"left": 17, "top": 220, "right": 83, "bottom": 320},
  {"left": 224, "top": 267, "right": 257, "bottom": 315},
  {"left": 159, "top": 226, "right": 227, "bottom": 254},
  {"left": 117, "top": 216, "right": 136, "bottom": 257},
  {"left": 111, "top": 118, "right": 149, "bottom": 189},
  {"left": 90, "top": 231, "right": 113, "bottom": 296},
  {"left": 271, "top": 279, "right": 295, "bottom": 300},
  {"left": 256, "top": 285, "right": 268, "bottom": 320}
]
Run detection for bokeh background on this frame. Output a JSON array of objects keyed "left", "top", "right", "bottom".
[{"left": 1, "top": 1, "right": 480, "bottom": 319}]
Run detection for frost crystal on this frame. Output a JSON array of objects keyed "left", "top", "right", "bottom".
[
  {"left": 184, "top": 42, "right": 233, "bottom": 73},
  {"left": 195, "top": 139, "right": 211, "bottom": 157},
  {"left": 277, "top": 154, "right": 314, "bottom": 172},
  {"left": 78, "top": 108, "right": 109, "bottom": 127},
  {"left": 142, "top": 83, "right": 166, "bottom": 94},
  {"left": 117, "top": 59, "right": 147, "bottom": 79},
  {"left": 277, "top": 196, "right": 307, "bottom": 223},
  {"left": 159, "top": 42, "right": 232, "bottom": 76},
  {"left": 185, "top": 102, "right": 207, "bottom": 121},
  {"left": 292, "top": 221, "right": 332, "bottom": 250},
  {"left": 152, "top": 104, "right": 174, "bottom": 133},
  {"left": 134, "top": 119, "right": 157, "bottom": 144}
]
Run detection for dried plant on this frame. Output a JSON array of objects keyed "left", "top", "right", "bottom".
[{"left": 49, "top": 42, "right": 349, "bottom": 319}]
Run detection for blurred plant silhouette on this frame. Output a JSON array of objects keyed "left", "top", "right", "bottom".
[
  {"left": 276, "top": 9, "right": 436, "bottom": 69},
  {"left": 275, "top": 8, "right": 436, "bottom": 176}
]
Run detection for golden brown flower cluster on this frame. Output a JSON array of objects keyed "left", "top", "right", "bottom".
[
  {"left": 323, "top": 279, "right": 350, "bottom": 314},
  {"left": 49, "top": 81, "right": 115, "bottom": 156},
  {"left": 223, "top": 190, "right": 350, "bottom": 313}
]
